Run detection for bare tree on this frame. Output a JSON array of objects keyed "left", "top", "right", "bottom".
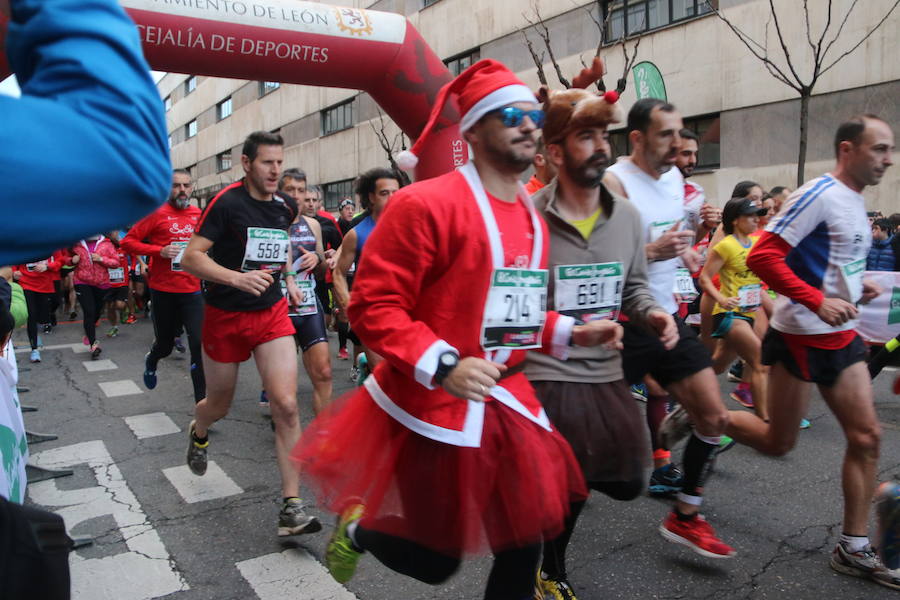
[
  {"left": 369, "top": 106, "right": 411, "bottom": 185},
  {"left": 708, "top": 0, "right": 900, "bottom": 186},
  {"left": 519, "top": 0, "right": 643, "bottom": 93}
]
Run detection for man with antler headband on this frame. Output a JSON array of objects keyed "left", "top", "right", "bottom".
[{"left": 527, "top": 60, "right": 678, "bottom": 598}]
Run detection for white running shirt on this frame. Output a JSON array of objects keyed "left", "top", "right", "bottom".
[
  {"left": 607, "top": 157, "right": 685, "bottom": 314},
  {"left": 766, "top": 173, "right": 872, "bottom": 335}
]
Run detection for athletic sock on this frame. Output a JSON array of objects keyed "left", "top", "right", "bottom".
[
  {"left": 840, "top": 533, "right": 870, "bottom": 553},
  {"left": 674, "top": 507, "right": 698, "bottom": 521},
  {"left": 681, "top": 431, "right": 720, "bottom": 497},
  {"left": 191, "top": 428, "right": 208, "bottom": 445},
  {"left": 346, "top": 520, "right": 364, "bottom": 552}
]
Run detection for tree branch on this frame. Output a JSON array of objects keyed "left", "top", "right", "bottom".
[
  {"left": 820, "top": 0, "right": 860, "bottom": 63},
  {"left": 767, "top": 0, "right": 807, "bottom": 88},
  {"left": 708, "top": 2, "right": 800, "bottom": 92},
  {"left": 520, "top": 29, "right": 549, "bottom": 86},
  {"left": 523, "top": 3, "right": 570, "bottom": 88},
  {"left": 819, "top": 0, "right": 899, "bottom": 78},
  {"left": 813, "top": 0, "right": 834, "bottom": 67}
]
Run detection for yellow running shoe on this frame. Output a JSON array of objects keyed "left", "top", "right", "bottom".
[{"left": 326, "top": 502, "right": 365, "bottom": 583}]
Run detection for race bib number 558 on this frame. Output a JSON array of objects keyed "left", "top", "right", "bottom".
[{"left": 242, "top": 228, "right": 289, "bottom": 272}]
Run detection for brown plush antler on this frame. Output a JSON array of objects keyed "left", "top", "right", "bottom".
[{"left": 571, "top": 56, "right": 607, "bottom": 90}]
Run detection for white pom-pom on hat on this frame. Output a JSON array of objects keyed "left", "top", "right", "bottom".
[{"left": 395, "top": 150, "right": 419, "bottom": 172}]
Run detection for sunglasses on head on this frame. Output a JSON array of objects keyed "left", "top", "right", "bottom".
[{"left": 492, "top": 106, "right": 546, "bottom": 128}]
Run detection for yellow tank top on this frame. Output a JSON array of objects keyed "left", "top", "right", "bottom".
[{"left": 711, "top": 234, "right": 762, "bottom": 317}]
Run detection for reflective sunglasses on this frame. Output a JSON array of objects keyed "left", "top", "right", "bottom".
[{"left": 493, "top": 106, "right": 546, "bottom": 128}]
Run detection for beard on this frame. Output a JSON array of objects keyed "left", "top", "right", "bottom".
[
  {"left": 563, "top": 150, "right": 609, "bottom": 188},
  {"left": 170, "top": 195, "right": 190, "bottom": 209},
  {"left": 485, "top": 134, "right": 535, "bottom": 173}
]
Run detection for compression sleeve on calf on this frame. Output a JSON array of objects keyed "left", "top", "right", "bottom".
[{"left": 746, "top": 231, "right": 824, "bottom": 313}]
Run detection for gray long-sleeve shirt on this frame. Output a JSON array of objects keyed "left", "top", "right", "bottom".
[{"left": 526, "top": 178, "right": 662, "bottom": 383}]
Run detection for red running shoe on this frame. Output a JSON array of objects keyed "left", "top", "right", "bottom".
[
  {"left": 659, "top": 511, "right": 736, "bottom": 558},
  {"left": 337, "top": 348, "right": 349, "bottom": 360},
  {"left": 125, "top": 314, "right": 137, "bottom": 324}
]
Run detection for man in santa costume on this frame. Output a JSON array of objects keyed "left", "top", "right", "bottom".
[{"left": 292, "top": 59, "right": 623, "bottom": 598}]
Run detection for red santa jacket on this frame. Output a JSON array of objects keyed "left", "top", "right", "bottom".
[
  {"left": 121, "top": 202, "right": 201, "bottom": 293},
  {"left": 348, "top": 163, "right": 574, "bottom": 447}
]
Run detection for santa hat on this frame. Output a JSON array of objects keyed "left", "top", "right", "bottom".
[
  {"left": 396, "top": 59, "right": 537, "bottom": 171},
  {"left": 538, "top": 57, "right": 623, "bottom": 144}
]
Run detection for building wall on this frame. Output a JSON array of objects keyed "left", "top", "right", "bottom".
[{"left": 160, "top": 0, "right": 900, "bottom": 211}]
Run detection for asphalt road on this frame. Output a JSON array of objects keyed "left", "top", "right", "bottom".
[{"left": 13, "top": 314, "right": 900, "bottom": 600}]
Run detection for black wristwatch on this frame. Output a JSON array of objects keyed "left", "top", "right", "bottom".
[{"left": 434, "top": 351, "right": 460, "bottom": 385}]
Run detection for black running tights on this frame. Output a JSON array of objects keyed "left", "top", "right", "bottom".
[
  {"left": 74, "top": 284, "right": 106, "bottom": 345},
  {"left": 147, "top": 290, "right": 205, "bottom": 402},
  {"left": 355, "top": 524, "right": 540, "bottom": 599},
  {"left": 23, "top": 290, "right": 51, "bottom": 349}
]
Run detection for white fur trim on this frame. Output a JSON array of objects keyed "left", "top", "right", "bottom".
[
  {"left": 490, "top": 385, "right": 552, "bottom": 431},
  {"left": 414, "top": 339, "right": 459, "bottom": 390},
  {"left": 396, "top": 150, "right": 418, "bottom": 171},
  {"left": 364, "top": 374, "right": 484, "bottom": 447},
  {"left": 459, "top": 84, "right": 538, "bottom": 133},
  {"left": 549, "top": 315, "right": 575, "bottom": 360}
]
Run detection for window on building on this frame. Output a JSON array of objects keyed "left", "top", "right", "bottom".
[
  {"left": 187, "top": 164, "right": 198, "bottom": 180},
  {"left": 167, "top": 134, "right": 173, "bottom": 149},
  {"left": 184, "top": 76, "right": 197, "bottom": 94},
  {"left": 608, "top": 112, "right": 720, "bottom": 169},
  {"left": 217, "top": 97, "right": 233, "bottom": 121},
  {"left": 164, "top": 95, "right": 172, "bottom": 111},
  {"left": 683, "top": 113, "right": 720, "bottom": 170},
  {"left": 322, "top": 179, "right": 354, "bottom": 212},
  {"left": 258, "top": 81, "right": 281, "bottom": 97},
  {"left": 445, "top": 48, "right": 480, "bottom": 77},
  {"left": 216, "top": 150, "right": 232, "bottom": 173},
  {"left": 185, "top": 119, "right": 197, "bottom": 139},
  {"left": 423, "top": 0, "right": 442, "bottom": 7},
  {"left": 602, "top": 0, "right": 713, "bottom": 41},
  {"left": 321, "top": 99, "right": 355, "bottom": 136}
]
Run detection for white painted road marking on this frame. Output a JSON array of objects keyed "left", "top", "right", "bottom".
[
  {"left": 83, "top": 359, "right": 118, "bottom": 372},
  {"left": 236, "top": 549, "right": 359, "bottom": 600},
  {"left": 28, "top": 440, "right": 189, "bottom": 599},
  {"left": 163, "top": 461, "right": 243, "bottom": 504},
  {"left": 98, "top": 379, "right": 143, "bottom": 397},
  {"left": 124, "top": 413, "right": 180, "bottom": 439},
  {"left": 14, "top": 342, "right": 90, "bottom": 354}
]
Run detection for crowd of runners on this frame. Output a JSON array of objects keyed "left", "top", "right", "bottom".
[{"left": 4, "top": 47, "right": 899, "bottom": 600}]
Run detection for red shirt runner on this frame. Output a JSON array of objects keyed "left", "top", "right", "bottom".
[{"left": 122, "top": 202, "right": 201, "bottom": 294}]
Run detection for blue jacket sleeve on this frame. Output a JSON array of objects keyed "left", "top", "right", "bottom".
[{"left": 0, "top": 0, "right": 170, "bottom": 265}]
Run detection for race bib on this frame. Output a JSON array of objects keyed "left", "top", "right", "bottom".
[
  {"left": 108, "top": 268, "right": 125, "bottom": 284},
  {"left": 481, "top": 268, "right": 548, "bottom": 350},
  {"left": 738, "top": 283, "right": 762, "bottom": 312},
  {"left": 282, "top": 279, "right": 318, "bottom": 317},
  {"left": 649, "top": 219, "right": 681, "bottom": 243},
  {"left": 673, "top": 268, "right": 697, "bottom": 303},
  {"left": 554, "top": 262, "right": 623, "bottom": 323},
  {"left": 840, "top": 258, "right": 866, "bottom": 304},
  {"left": 170, "top": 241, "right": 189, "bottom": 272},
  {"left": 242, "top": 228, "right": 289, "bottom": 272}
]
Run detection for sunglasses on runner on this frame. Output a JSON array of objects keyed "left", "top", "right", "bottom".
[{"left": 492, "top": 106, "right": 546, "bottom": 128}]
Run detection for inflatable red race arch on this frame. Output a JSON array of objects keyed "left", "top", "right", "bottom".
[{"left": 0, "top": 0, "right": 468, "bottom": 180}]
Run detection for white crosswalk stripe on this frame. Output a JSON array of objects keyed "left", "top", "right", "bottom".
[
  {"left": 83, "top": 358, "right": 118, "bottom": 372},
  {"left": 98, "top": 379, "right": 143, "bottom": 397},
  {"left": 237, "top": 549, "right": 359, "bottom": 600},
  {"left": 163, "top": 461, "right": 243, "bottom": 503},
  {"left": 124, "top": 412, "right": 180, "bottom": 439}
]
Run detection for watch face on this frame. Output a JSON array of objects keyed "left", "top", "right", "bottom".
[{"left": 440, "top": 353, "right": 458, "bottom": 367}]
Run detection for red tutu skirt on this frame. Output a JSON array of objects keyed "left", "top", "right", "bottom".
[{"left": 292, "top": 389, "right": 587, "bottom": 556}]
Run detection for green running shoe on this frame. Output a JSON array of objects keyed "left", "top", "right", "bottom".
[{"left": 326, "top": 502, "right": 365, "bottom": 584}]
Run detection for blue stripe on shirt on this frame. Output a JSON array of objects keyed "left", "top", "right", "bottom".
[{"left": 771, "top": 176, "right": 834, "bottom": 236}]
